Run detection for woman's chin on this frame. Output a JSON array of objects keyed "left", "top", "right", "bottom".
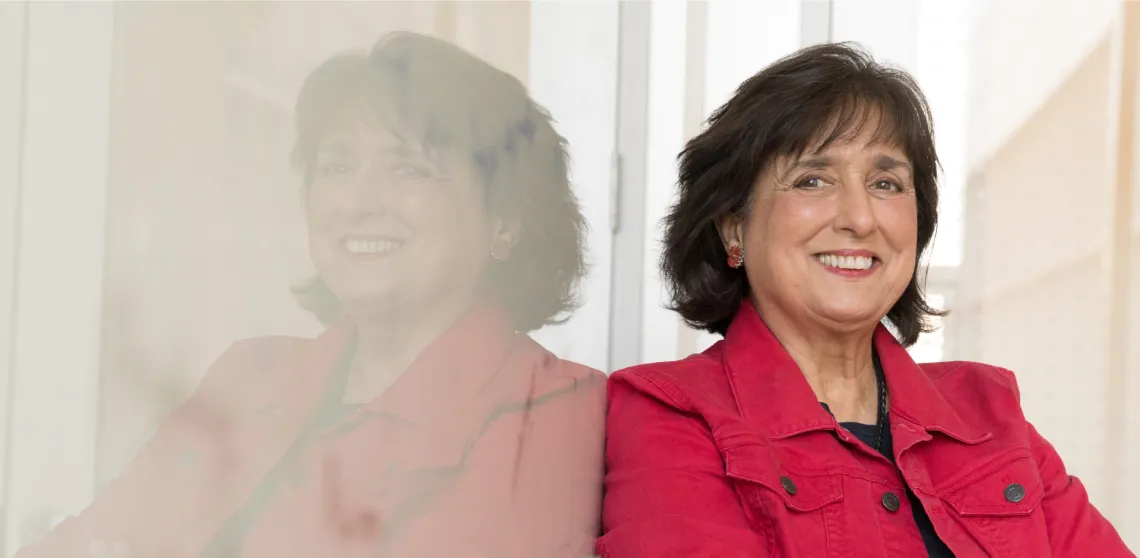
[
  {"left": 813, "top": 305, "right": 884, "bottom": 331},
  {"left": 334, "top": 289, "right": 405, "bottom": 316}
]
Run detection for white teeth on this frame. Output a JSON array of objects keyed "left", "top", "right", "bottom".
[
  {"left": 344, "top": 239, "right": 402, "bottom": 254},
  {"left": 816, "top": 254, "right": 874, "bottom": 270}
]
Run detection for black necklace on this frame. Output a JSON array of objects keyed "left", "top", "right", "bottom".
[{"left": 871, "top": 353, "right": 889, "bottom": 452}]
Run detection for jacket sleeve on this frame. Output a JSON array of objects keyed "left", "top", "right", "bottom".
[
  {"left": 376, "top": 370, "right": 607, "bottom": 558},
  {"left": 992, "top": 366, "right": 1135, "bottom": 556},
  {"left": 596, "top": 373, "right": 768, "bottom": 558},
  {"left": 13, "top": 341, "right": 259, "bottom": 558},
  {"left": 1027, "top": 422, "right": 1134, "bottom": 556}
]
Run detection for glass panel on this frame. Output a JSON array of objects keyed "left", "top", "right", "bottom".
[{"left": 8, "top": 2, "right": 618, "bottom": 554}]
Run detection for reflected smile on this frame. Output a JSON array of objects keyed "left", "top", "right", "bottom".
[{"left": 341, "top": 236, "right": 405, "bottom": 256}]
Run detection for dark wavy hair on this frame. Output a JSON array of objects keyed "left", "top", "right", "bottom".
[
  {"left": 663, "top": 42, "right": 944, "bottom": 346},
  {"left": 290, "top": 32, "right": 586, "bottom": 332}
]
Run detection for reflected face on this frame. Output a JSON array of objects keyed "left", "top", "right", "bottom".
[
  {"left": 732, "top": 130, "right": 918, "bottom": 331},
  {"left": 305, "top": 125, "right": 495, "bottom": 318}
]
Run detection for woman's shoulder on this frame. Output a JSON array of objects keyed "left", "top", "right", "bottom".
[
  {"left": 190, "top": 331, "right": 348, "bottom": 404},
  {"left": 608, "top": 344, "right": 733, "bottom": 413},
  {"left": 918, "top": 360, "right": 1023, "bottom": 401},
  {"left": 509, "top": 334, "right": 605, "bottom": 381},
  {"left": 488, "top": 334, "right": 607, "bottom": 407},
  {"left": 917, "top": 360, "right": 1031, "bottom": 434}
]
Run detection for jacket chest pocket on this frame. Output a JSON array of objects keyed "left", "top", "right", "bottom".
[
  {"left": 723, "top": 442, "right": 845, "bottom": 557},
  {"left": 937, "top": 453, "right": 1051, "bottom": 558}
]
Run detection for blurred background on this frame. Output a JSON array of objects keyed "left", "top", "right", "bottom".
[{"left": 0, "top": 0, "right": 1137, "bottom": 553}]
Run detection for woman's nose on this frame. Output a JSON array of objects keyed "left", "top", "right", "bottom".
[
  {"left": 833, "top": 182, "right": 876, "bottom": 237},
  {"left": 346, "top": 168, "right": 394, "bottom": 212}
]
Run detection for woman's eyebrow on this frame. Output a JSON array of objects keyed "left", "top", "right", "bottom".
[
  {"left": 875, "top": 154, "right": 912, "bottom": 173},
  {"left": 377, "top": 143, "right": 425, "bottom": 158},
  {"left": 315, "top": 137, "right": 353, "bottom": 157},
  {"left": 792, "top": 155, "right": 833, "bottom": 171}
]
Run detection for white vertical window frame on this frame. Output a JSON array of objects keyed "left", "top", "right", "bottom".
[
  {"left": 800, "top": 0, "right": 832, "bottom": 46},
  {"left": 0, "top": 0, "right": 28, "bottom": 533},
  {"left": 672, "top": 1, "right": 709, "bottom": 360},
  {"left": 3, "top": 3, "right": 114, "bottom": 554},
  {"left": 832, "top": 0, "right": 920, "bottom": 74},
  {"left": 527, "top": 0, "right": 620, "bottom": 372},
  {"left": 639, "top": 0, "right": 688, "bottom": 364},
  {"left": 607, "top": 0, "right": 650, "bottom": 372}
]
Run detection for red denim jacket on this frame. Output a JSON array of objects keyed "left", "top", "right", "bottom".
[
  {"left": 598, "top": 303, "right": 1132, "bottom": 558},
  {"left": 17, "top": 303, "right": 605, "bottom": 558}
]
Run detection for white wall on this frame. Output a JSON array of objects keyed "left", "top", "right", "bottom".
[{"left": 3, "top": 3, "right": 114, "bottom": 553}]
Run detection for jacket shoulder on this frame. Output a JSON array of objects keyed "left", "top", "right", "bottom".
[
  {"left": 187, "top": 335, "right": 330, "bottom": 408},
  {"left": 213, "top": 335, "right": 312, "bottom": 368},
  {"left": 488, "top": 335, "right": 606, "bottom": 407},
  {"left": 920, "top": 360, "right": 1027, "bottom": 429},
  {"left": 920, "top": 360, "right": 1021, "bottom": 399},
  {"left": 204, "top": 335, "right": 316, "bottom": 378},
  {"left": 609, "top": 343, "right": 735, "bottom": 413}
]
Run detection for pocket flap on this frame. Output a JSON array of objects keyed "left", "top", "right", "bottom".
[
  {"left": 941, "top": 455, "right": 1044, "bottom": 516},
  {"left": 722, "top": 442, "right": 843, "bottom": 512}
]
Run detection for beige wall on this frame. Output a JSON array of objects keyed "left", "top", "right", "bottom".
[
  {"left": 956, "top": 17, "right": 1140, "bottom": 543},
  {"left": 95, "top": 2, "right": 533, "bottom": 486}
]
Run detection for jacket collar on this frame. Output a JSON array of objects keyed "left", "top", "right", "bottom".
[
  {"left": 289, "top": 301, "right": 516, "bottom": 426},
  {"left": 358, "top": 301, "right": 515, "bottom": 424},
  {"left": 721, "top": 301, "right": 989, "bottom": 444}
]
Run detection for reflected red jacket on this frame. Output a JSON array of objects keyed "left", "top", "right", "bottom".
[
  {"left": 18, "top": 303, "right": 605, "bottom": 558},
  {"left": 598, "top": 303, "right": 1132, "bottom": 558}
]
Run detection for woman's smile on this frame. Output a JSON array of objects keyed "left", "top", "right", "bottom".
[{"left": 813, "top": 249, "right": 880, "bottom": 278}]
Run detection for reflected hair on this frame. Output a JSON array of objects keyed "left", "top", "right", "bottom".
[
  {"left": 291, "top": 32, "right": 586, "bottom": 332},
  {"left": 664, "top": 42, "right": 944, "bottom": 346}
]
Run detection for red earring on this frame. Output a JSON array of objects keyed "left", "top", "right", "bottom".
[{"left": 727, "top": 244, "right": 744, "bottom": 269}]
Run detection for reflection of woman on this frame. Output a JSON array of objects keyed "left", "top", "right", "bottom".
[
  {"left": 20, "top": 32, "right": 603, "bottom": 558},
  {"left": 599, "top": 43, "right": 1132, "bottom": 557}
]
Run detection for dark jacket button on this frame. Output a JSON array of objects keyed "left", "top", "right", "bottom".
[
  {"left": 1005, "top": 483, "right": 1026, "bottom": 503},
  {"left": 882, "top": 491, "right": 901, "bottom": 512},
  {"left": 780, "top": 476, "right": 797, "bottom": 495}
]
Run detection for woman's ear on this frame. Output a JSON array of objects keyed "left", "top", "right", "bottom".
[
  {"left": 716, "top": 212, "right": 745, "bottom": 252},
  {"left": 489, "top": 217, "right": 522, "bottom": 261},
  {"left": 717, "top": 211, "right": 747, "bottom": 269}
]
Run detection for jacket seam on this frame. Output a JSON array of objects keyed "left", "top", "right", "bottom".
[{"left": 628, "top": 369, "right": 695, "bottom": 411}]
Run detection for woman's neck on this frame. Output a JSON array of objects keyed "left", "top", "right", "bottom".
[
  {"left": 753, "top": 298, "right": 880, "bottom": 424},
  {"left": 343, "top": 296, "right": 477, "bottom": 404}
]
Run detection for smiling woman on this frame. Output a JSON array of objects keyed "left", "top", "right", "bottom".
[
  {"left": 290, "top": 32, "right": 585, "bottom": 333},
  {"left": 598, "top": 42, "right": 1132, "bottom": 558},
  {"left": 15, "top": 31, "right": 604, "bottom": 558}
]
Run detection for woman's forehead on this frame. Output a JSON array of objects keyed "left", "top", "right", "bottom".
[
  {"left": 774, "top": 138, "right": 911, "bottom": 172},
  {"left": 316, "top": 121, "right": 445, "bottom": 159}
]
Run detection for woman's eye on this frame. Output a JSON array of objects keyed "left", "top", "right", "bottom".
[
  {"left": 392, "top": 162, "right": 433, "bottom": 180},
  {"left": 872, "top": 179, "right": 903, "bottom": 192},
  {"left": 317, "top": 161, "right": 354, "bottom": 178},
  {"left": 795, "top": 176, "right": 828, "bottom": 189}
]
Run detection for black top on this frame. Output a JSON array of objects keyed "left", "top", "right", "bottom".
[
  {"left": 838, "top": 415, "right": 954, "bottom": 558},
  {"left": 820, "top": 354, "right": 954, "bottom": 558}
]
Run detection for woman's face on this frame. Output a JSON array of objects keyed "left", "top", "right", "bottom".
[
  {"left": 723, "top": 128, "right": 919, "bottom": 334},
  {"left": 305, "top": 124, "right": 509, "bottom": 319}
]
